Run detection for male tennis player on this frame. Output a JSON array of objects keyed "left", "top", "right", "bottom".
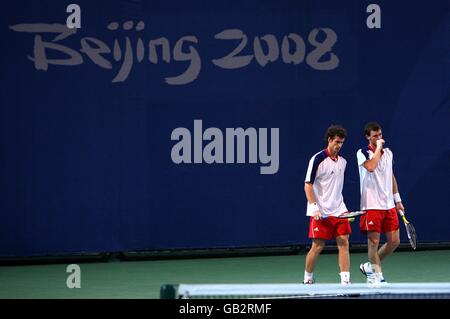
[
  {"left": 357, "top": 122, "right": 405, "bottom": 287},
  {"left": 304, "top": 125, "right": 351, "bottom": 286}
]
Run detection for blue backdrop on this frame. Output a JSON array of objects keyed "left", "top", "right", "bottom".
[{"left": 1, "top": 0, "right": 449, "bottom": 257}]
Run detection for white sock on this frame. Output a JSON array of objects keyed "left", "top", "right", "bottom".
[
  {"left": 371, "top": 263, "right": 382, "bottom": 273},
  {"left": 340, "top": 272, "right": 350, "bottom": 283},
  {"left": 304, "top": 271, "right": 314, "bottom": 282}
]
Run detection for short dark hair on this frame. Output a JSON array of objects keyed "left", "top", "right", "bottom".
[
  {"left": 324, "top": 124, "right": 347, "bottom": 144},
  {"left": 364, "top": 122, "right": 382, "bottom": 137}
]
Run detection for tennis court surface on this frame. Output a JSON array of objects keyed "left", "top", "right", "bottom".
[{"left": 1, "top": 250, "right": 449, "bottom": 299}]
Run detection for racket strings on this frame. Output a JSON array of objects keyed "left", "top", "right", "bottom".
[{"left": 406, "top": 223, "right": 417, "bottom": 249}]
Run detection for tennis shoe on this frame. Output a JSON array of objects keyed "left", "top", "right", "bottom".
[
  {"left": 366, "top": 273, "right": 381, "bottom": 288},
  {"left": 359, "top": 262, "right": 372, "bottom": 278},
  {"left": 378, "top": 274, "right": 388, "bottom": 286}
]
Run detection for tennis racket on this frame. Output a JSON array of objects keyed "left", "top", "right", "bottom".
[
  {"left": 336, "top": 211, "right": 366, "bottom": 219},
  {"left": 398, "top": 210, "right": 417, "bottom": 250}
]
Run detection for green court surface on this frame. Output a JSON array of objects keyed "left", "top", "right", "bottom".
[{"left": 1, "top": 250, "right": 449, "bottom": 299}]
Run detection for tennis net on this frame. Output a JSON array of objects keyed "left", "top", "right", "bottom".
[{"left": 160, "top": 283, "right": 450, "bottom": 299}]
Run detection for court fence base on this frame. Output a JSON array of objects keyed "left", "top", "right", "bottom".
[{"left": 1, "top": 242, "right": 450, "bottom": 266}]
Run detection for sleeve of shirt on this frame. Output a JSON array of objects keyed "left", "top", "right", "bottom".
[
  {"left": 357, "top": 149, "right": 369, "bottom": 166},
  {"left": 305, "top": 155, "right": 318, "bottom": 184}
]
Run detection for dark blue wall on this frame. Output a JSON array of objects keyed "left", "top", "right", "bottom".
[{"left": 1, "top": 0, "right": 449, "bottom": 257}]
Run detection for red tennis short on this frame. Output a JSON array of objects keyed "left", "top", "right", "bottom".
[
  {"left": 308, "top": 216, "right": 351, "bottom": 240},
  {"left": 359, "top": 208, "right": 400, "bottom": 234}
]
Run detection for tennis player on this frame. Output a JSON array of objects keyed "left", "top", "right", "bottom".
[
  {"left": 303, "top": 125, "right": 351, "bottom": 286},
  {"left": 357, "top": 122, "right": 405, "bottom": 287}
]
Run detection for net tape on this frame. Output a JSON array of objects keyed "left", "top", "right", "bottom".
[{"left": 173, "top": 283, "right": 450, "bottom": 299}]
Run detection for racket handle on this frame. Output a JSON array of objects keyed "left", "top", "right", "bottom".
[{"left": 398, "top": 210, "right": 410, "bottom": 224}]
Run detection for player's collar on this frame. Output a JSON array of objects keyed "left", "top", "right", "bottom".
[
  {"left": 368, "top": 144, "right": 384, "bottom": 155},
  {"left": 325, "top": 148, "right": 338, "bottom": 161}
]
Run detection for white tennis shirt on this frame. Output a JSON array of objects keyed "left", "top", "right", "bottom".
[
  {"left": 305, "top": 149, "right": 348, "bottom": 217},
  {"left": 357, "top": 145, "right": 396, "bottom": 210}
]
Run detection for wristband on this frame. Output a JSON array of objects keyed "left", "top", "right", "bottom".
[
  {"left": 393, "top": 193, "right": 402, "bottom": 203},
  {"left": 307, "top": 202, "right": 319, "bottom": 215}
]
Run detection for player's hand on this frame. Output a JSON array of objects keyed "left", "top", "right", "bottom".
[
  {"left": 312, "top": 210, "right": 322, "bottom": 220},
  {"left": 396, "top": 201, "right": 405, "bottom": 212},
  {"left": 376, "top": 139, "right": 385, "bottom": 150}
]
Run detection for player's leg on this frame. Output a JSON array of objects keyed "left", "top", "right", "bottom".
[
  {"left": 304, "top": 238, "right": 325, "bottom": 283},
  {"left": 367, "top": 231, "right": 381, "bottom": 271},
  {"left": 365, "top": 231, "right": 383, "bottom": 287},
  {"left": 335, "top": 218, "right": 352, "bottom": 285},
  {"left": 378, "top": 229, "right": 400, "bottom": 261},
  {"left": 375, "top": 208, "right": 401, "bottom": 284},
  {"left": 305, "top": 217, "right": 334, "bottom": 283},
  {"left": 379, "top": 208, "right": 401, "bottom": 261},
  {"left": 373, "top": 229, "right": 400, "bottom": 284},
  {"left": 359, "top": 210, "right": 384, "bottom": 286},
  {"left": 336, "top": 234, "right": 350, "bottom": 285}
]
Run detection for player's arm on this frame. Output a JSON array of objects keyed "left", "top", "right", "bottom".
[
  {"left": 392, "top": 174, "right": 405, "bottom": 211},
  {"left": 304, "top": 182, "right": 322, "bottom": 220},
  {"left": 392, "top": 174, "right": 399, "bottom": 194},
  {"left": 362, "top": 139, "right": 385, "bottom": 172},
  {"left": 304, "top": 182, "right": 317, "bottom": 204}
]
